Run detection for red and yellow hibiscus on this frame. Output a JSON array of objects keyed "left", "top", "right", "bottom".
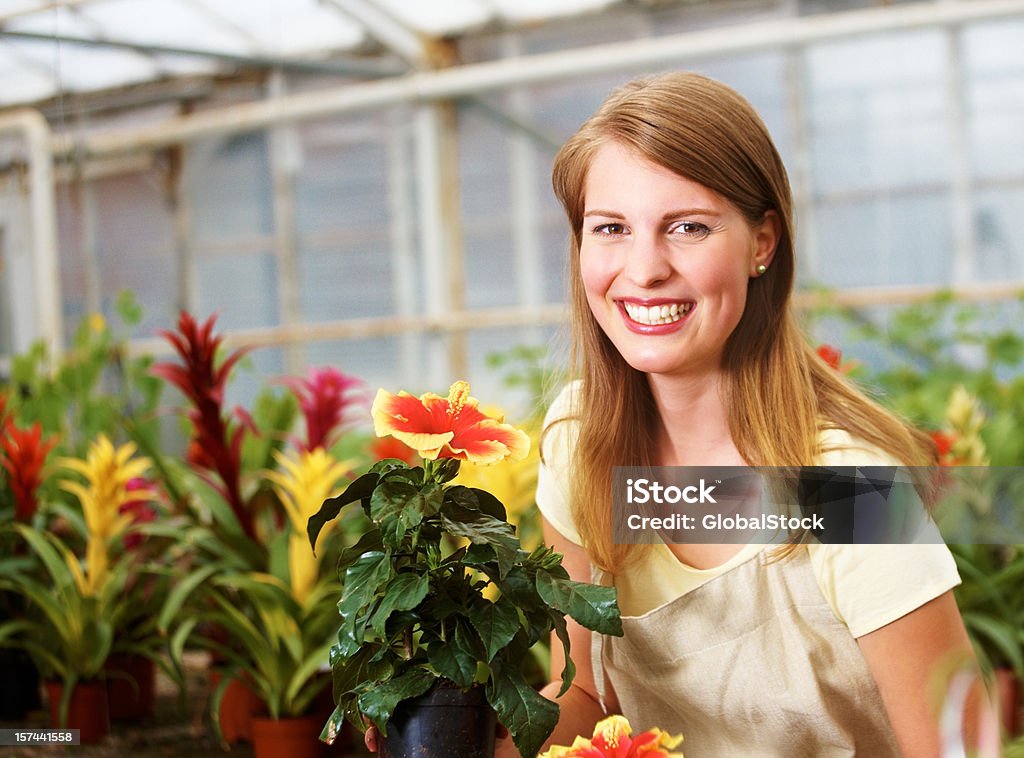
[
  {"left": 540, "top": 715, "right": 683, "bottom": 758},
  {"left": 371, "top": 380, "right": 530, "bottom": 464}
]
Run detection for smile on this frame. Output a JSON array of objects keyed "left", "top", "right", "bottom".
[{"left": 622, "top": 301, "right": 694, "bottom": 326}]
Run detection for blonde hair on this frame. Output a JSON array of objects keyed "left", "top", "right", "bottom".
[{"left": 550, "top": 72, "right": 935, "bottom": 574}]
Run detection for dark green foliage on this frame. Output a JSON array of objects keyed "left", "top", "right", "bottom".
[{"left": 308, "top": 457, "right": 622, "bottom": 758}]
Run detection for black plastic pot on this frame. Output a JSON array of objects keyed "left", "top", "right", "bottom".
[
  {"left": 0, "top": 648, "right": 42, "bottom": 719},
  {"left": 380, "top": 683, "right": 497, "bottom": 758}
]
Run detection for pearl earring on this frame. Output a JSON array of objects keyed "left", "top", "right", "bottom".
[{"left": 756, "top": 264, "right": 767, "bottom": 276}]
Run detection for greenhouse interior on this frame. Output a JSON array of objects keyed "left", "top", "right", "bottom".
[{"left": 1, "top": 0, "right": 1023, "bottom": 755}]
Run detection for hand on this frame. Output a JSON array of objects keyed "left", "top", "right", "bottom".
[{"left": 363, "top": 722, "right": 511, "bottom": 753}]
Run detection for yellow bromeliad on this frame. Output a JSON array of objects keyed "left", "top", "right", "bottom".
[
  {"left": 266, "top": 448, "right": 352, "bottom": 604},
  {"left": 60, "top": 435, "right": 151, "bottom": 596}
]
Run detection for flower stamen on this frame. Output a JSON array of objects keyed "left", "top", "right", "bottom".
[{"left": 447, "top": 381, "right": 470, "bottom": 418}]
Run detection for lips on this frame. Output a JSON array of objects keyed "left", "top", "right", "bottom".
[{"left": 615, "top": 298, "right": 695, "bottom": 334}]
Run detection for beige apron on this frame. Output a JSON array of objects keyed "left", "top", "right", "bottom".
[{"left": 594, "top": 548, "right": 902, "bottom": 757}]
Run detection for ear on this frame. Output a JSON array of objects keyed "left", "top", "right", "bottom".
[{"left": 750, "top": 210, "right": 781, "bottom": 275}]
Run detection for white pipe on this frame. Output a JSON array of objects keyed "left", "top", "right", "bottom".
[
  {"left": 0, "top": 108, "right": 63, "bottom": 359},
  {"left": 58, "top": 0, "right": 1024, "bottom": 159},
  {"left": 325, "top": 0, "right": 429, "bottom": 68}
]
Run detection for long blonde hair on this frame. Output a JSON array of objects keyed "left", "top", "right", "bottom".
[{"left": 549, "top": 72, "right": 935, "bottom": 574}]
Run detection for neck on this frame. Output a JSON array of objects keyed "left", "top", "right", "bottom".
[{"left": 647, "top": 371, "right": 743, "bottom": 466}]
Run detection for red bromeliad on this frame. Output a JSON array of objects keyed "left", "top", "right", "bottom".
[
  {"left": 0, "top": 420, "right": 59, "bottom": 521},
  {"left": 151, "top": 311, "right": 256, "bottom": 540},
  {"left": 279, "top": 366, "right": 364, "bottom": 453}
]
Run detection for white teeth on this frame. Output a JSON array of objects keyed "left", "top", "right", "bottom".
[{"left": 622, "top": 302, "right": 693, "bottom": 325}]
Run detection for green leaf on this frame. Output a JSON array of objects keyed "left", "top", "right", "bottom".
[
  {"left": 308, "top": 472, "right": 380, "bottom": 552},
  {"left": 441, "top": 505, "right": 519, "bottom": 579},
  {"left": 549, "top": 611, "right": 576, "bottom": 697},
  {"left": 157, "top": 562, "right": 225, "bottom": 632},
  {"left": 447, "top": 485, "right": 507, "bottom": 521},
  {"left": 535, "top": 572, "right": 623, "bottom": 636},
  {"left": 337, "top": 529, "right": 384, "bottom": 573},
  {"left": 963, "top": 611, "right": 1024, "bottom": 677},
  {"left": 468, "top": 598, "right": 521, "bottom": 662},
  {"left": 427, "top": 624, "right": 478, "bottom": 689},
  {"left": 319, "top": 705, "right": 348, "bottom": 746},
  {"left": 486, "top": 669, "right": 559, "bottom": 758},
  {"left": 358, "top": 668, "right": 436, "bottom": 734},
  {"left": 368, "top": 572, "right": 429, "bottom": 637},
  {"left": 338, "top": 552, "right": 393, "bottom": 644}
]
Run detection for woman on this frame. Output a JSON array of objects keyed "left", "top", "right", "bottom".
[{"left": 526, "top": 72, "right": 980, "bottom": 756}]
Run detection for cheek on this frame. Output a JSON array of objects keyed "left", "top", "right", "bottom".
[{"left": 579, "top": 247, "right": 616, "bottom": 299}]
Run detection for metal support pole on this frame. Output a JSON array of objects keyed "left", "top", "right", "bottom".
[
  {"left": 0, "top": 108, "right": 62, "bottom": 358},
  {"left": 413, "top": 101, "right": 466, "bottom": 386},
  {"left": 387, "top": 106, "right": 419, "bottom": 387},
  {"left": 503, "top": 33, "right": 543, "bottom": 343},
  {"left": 785, "top": 47, "right": 819, "bottom": 282},
  {"left": 946, "top": 26, "right": 975, "bottom": 283},
  {"left": 268, "top": 71, "right": 305, "bottom": 373}
]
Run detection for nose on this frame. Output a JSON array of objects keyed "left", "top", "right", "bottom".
[{"left": 623, "top": 232, "right": 673, "bottom": 288}]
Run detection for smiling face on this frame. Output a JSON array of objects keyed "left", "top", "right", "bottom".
[{"left": 580, "top": 141, "right": 779, "bottom": 380}]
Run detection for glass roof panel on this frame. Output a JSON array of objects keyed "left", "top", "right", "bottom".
[
  {"left": 191, "top": 0, "right": 363, "bottom": 57},
  {"left": 370, "top": 0, "right": 490, "bottom": 36},
  {"left": 75, "top": 0, "right": 255, "bottom": 55},
  {"left": 6, "top": 34, "right": 160, "bottom": 92},
  {"left": 0, "top": 41, "right": 57, "bottom": 105}
]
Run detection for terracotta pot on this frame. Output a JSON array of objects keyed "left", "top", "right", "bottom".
[
  {"left": 209, "top": 669, "right": 265, "bottom": 743},
  {"left": 251, "top": 714, "right": 327, "bottom": 758},
  {"left": 44, "top": 679, "right": 110, "bottom": 744},
  {"left": 105, "top": 654, "right": 155, "bottom": 721},
  {"left": 995, "top": 668, "right": 1021, "bottom": 736}
]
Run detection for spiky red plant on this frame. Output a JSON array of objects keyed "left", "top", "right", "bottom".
[
  {"left": 151, "top": 311, "right": 256, "bottom": 540},
  {"left": 1, "top": 420, "right": 59, "bottom": 521}
]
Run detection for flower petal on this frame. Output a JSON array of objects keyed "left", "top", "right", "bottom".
[{"left": 448, "top": 419, "right": 531, "bottom": 465}]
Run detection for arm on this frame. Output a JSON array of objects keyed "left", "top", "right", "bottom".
[
  {"left": 856, "top": 590, "right": 989, "bottom": 758},
  {"left": 495, "top": 516, "right": 620, "bottom": 757}
]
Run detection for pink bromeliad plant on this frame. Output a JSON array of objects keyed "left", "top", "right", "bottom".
[{"left": 280, "top": 365, "right": 365, "bottom": 453}]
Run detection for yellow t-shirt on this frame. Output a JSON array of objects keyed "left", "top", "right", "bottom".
[{"left": 536, "top": 382, "right": 961, "bottom": 637}]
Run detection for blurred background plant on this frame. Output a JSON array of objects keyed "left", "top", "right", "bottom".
[{"left": 811, "top": 291, "right": 1024, "bottom": 736}]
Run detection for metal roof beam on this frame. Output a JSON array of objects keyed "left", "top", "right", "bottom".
[
  {"left": 322, "top": 0, "right": 432, "bottom": 68},
  {"left": 0, "top": 0, "right": 95, "bottom": 23},
  {"left": 57, "top": 0, "right": 1024, "bottom": 159}
]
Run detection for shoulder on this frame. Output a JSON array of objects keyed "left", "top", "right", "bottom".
[
  {"left": 543, "top": 380, "right": 582, "bottom": 426},
  {"left": 808, "top": 426, "right": 960, "bottom": 637},
  {"left": 536, "top": 381, "right": 584, "bottom": 545},
  {"left": 815, "top": 426, "right": 902, "bottom": 467}
]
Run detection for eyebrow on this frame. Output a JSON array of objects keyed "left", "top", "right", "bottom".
[{"left": 583, "top": 208, "right": 722, "bottom": 219}]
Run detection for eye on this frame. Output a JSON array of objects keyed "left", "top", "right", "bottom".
[
  {"left": 591, "top": 222, "right": 628, "bottom": 236},
  {"left": 670, "top": 221, "right": 711, "bottom": 240}
]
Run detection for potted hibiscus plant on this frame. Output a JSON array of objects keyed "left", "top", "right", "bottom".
[{"left": 308, "top": 381, "right": 623, "bottom": 758}]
